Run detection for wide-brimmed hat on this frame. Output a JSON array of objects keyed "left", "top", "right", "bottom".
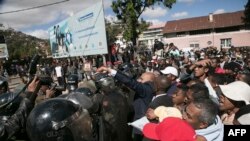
[{"left": 154, "top": 106, "right": 182, "bottom": 122}]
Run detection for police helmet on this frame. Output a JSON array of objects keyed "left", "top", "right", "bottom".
[
  {"left": 26, "top": 98, "right": 94, "bottom": 141},
  {"left": 118, "top": 62, "right": 133, "bottom": 72},
  {"left": 75, "top": 87, "right": 93, "bottom": 97},
  {"left": 67, "top": 74, "right": 78, "bottom": 92},
  {"left": 63, "top": 91, "right": 98, "bottom": 114},
  {"left": 94, "top": 73, "right": 115, "bottom": 90},
  {"left": 0, "top": 92, "right": 22, "bottom": 121},
  {"left": 63, "top": 92, "right": 93, "bottom": 110},
  {"left": 118, "top": 63, "right": 135, "bottom": 78}
]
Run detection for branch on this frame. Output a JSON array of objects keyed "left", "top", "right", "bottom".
[{"left": 137, "top": 5, "right": 146, "bottom": 19}]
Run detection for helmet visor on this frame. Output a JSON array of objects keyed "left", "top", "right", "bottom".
[
  {"left": 68, "top": 109, "right": 94, "bottom": 141},
  {"left": 51, "top": 108, "right": 94, "bottom": 141}
]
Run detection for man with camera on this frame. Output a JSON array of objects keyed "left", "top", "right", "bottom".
[
  {"left": 0, "top": 76, "right": 40, "bottom": 140},
  {"left": 35, "top": 74, "right": 57, "bottom": 104}
]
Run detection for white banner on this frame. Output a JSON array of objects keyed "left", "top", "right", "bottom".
[
  {"left": 0, "top": 35, "right": 8, "bottom": 58},
  {"left": 48, "top": 1, "right": 108, "bottom": 58}
]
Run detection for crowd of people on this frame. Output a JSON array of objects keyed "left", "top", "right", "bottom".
[{"left": 0, "top": 42, "right": 250, "bottom": 141}]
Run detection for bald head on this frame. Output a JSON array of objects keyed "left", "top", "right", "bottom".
[
  {"left": 137, "top": 72, "right": 155, "bottom": 83},
  {"left": 155, "top": 76, "right": 171, "bottom": 92}
]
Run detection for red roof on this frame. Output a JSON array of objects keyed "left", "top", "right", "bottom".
[
  {"left": 148, "top": 23, "right": 165, "bottom": 29},
  {"left": 163, "top": 11, "right": 245, "bottom": 34}
]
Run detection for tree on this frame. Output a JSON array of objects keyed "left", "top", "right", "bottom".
[
  {"left": 0, "top": 28, "right": 49, "bottom": 60},
  {"left": 243, "top": 0, "right": 250, "bottom": 29},
  {"left": 105, "top": 19, "right": 123, "bottom": 45},
  {"left": 111, "top": 0, "right": 176, "bottom": 45}
]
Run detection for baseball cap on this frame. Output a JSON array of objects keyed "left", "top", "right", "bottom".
[
  {"left": 154, "top": 106, "right": 182, "bottom": 122},
  {"left": 143, "top": 117, "right": 196, "bottom": 141},
  {"left": 219, "top": 81, "right": 250, "bottom": 104},
  {"left": 161, "top": 66, "right": 178, "bottom": 77}
]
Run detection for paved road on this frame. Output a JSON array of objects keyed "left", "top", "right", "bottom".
[{"left": 7, "top": 75, "right": 69, "bottom": 94}]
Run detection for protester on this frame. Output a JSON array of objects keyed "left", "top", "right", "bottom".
[
  {"left": 217, "top": 81, "right": 250, "bottom": 125},
  {"left": 160, "top": 66, "right": 178, "bottom": 96},
  {"left": 172, "top": 83, "right": 189, "bottom": 111},
  {"left": 233, "top": 104, "right": 250, "bottom": 125},
  {"left": 145, "top": 77, "right": 173, "bottom": 123},
  {"left": 143, "top": 117, "right": 206, "bottom": 141},
  {"left": 182, "top": 98, "right": 224, "bottom": 141}
]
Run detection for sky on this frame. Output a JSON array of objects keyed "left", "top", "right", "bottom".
[{"left": 0, "top": 0, "right": 248, "bottom": 39}]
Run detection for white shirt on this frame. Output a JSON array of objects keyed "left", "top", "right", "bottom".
[
  {"left": 55, "top": 66, "right": 62, "bottom": 77},
  {"left": 152, "top": 93, "right": 166, "bottom": 101},
  {"left": 196, "top": 116, "right": 224, "bottom": 141},
  {"left": 204, "top": 78, "right": 219, "bottom": 105}
]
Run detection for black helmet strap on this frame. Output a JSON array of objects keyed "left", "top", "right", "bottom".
[{"left": 52, "top": 107, "right": 84, "bottom": 130}]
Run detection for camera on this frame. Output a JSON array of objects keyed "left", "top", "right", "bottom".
[
  {"left": 38, "top": 75, "right": 63, "bottom": 96},
  {"left": 49, "top": 83, "right": 57, "bottom": 90},
  {"left": 38, "top": 75, "right": 53, "bottom": 86}
]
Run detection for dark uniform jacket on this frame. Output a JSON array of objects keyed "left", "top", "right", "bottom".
[
  {"left": 114, "top": 71, "right": 155, "bottom": 134},
  {"left": 0, "top": 98, "right": 33, "bottom": 141}
]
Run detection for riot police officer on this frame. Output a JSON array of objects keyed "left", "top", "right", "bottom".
[
  {"left": 0, "top": 76, "right": 40, "bottom": 140},
  {"left": 67, "top": 74, "right": 78, "bottom": 92},
  {"left": 94, "top": 73, "right": 130, "bottom": 141},
  {"left": 26, "top": 98, "right": 94, "bottom": 141}
]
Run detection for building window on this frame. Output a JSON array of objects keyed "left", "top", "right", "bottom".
[
  {"left": 190, "top": 43, "right": 199, "bottom": 48},
  {"left": 189, "top": 29, "right": 211, "bottom": 35},
  {"left": 220, "top": 38, "right": 231, "bottom": 48},
  {"left": 216, "top": 26, "right": 240, "bottom": 33},
  {"left": 177, "top": 32, "right": 186, "bottom": 37}
]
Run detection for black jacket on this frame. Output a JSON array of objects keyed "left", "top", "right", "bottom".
[
  {"left": 0, "top": 98, "right": 33, "bottom": 141},
  {"left": 114, "top": 71, "right": 155, "bottom": 134}
]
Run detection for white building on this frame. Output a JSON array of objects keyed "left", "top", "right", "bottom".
[
  {"left": 163, "top": 10, "right": 250, "bottom": 50},
  {"left": 138, "top": 23, "right": 165, "bottom": 49}
]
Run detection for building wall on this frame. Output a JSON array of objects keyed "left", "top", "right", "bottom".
[
  {"left": 138, "top": 25, "right": 164, "bottom": 49},
  {"left": 138, "top": 33, "right": 163, "bottom": 48},
  {"left": 138, "top": 36, "right": 163, "bottom": 49},
  {"left": 163, "top": 30, "right": 250, "bottom": 49}
]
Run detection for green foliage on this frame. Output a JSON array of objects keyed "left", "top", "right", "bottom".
[
  {"left": 0, "top": 27, "right": 49, "bottom": 59},
  {"left": 105, "top": 20, "right": 123, "bottom": 45},
  {"left": 243, "top": 0, "right": 250, "bottom": 28},
  {"left": 111, "top": 0, "right": 176, "bottom": 45}
]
